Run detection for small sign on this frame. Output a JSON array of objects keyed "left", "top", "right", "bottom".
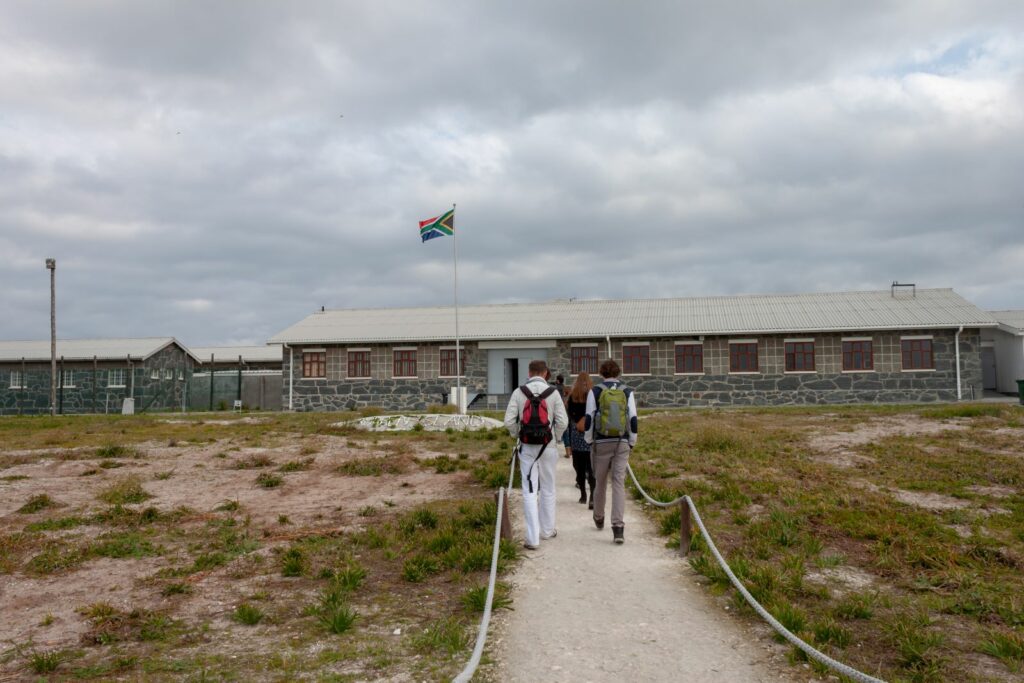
[
  {"left": 232, "top": 400, "right": 243, "bottom": 412},
  {"left": 121, "top": 398, "right": 135, "bottom": 415}
]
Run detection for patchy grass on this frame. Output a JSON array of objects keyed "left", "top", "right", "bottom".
[
  {"left": 255, "top": 472, "right": 283, "bottom": 488},
  {"left": 336, "top": 456, "right": 408, "bottom": 476},
  {"left": 17, "top": 494, "right": 59, "bottom": 514},
  {"left": 232, "top": 603, "right": 264, "bottom": 626},
  {"left": 0, "top": 412, "right": 517, "bottom": 681},
  {"left": 97, "top": 475, "right": 152, "bottom": 505},
  {"left": 632, "top": 405, "right": 1024, "bottom": 681}
]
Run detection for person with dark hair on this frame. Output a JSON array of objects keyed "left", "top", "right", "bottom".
[
  {"left": 566, "top": 372, "right": 595, "bottom": 506},
  {"left": 553, "top": 373, "right": 571, "bottom": 458},
  {"left": 503, "top": 359, "right": 568, "bottom": 550},
  {"left": 584, "top": 358, "right": 638, "bottom": 544}
]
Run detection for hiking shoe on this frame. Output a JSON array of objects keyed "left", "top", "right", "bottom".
[
  {"left": 542, "top": 529, "right": 557, "bottom": 540},
  {"left": 523, "top": 542, "right": 539, "bottom": 550},
  {"left": 594, "top": 517, "right": 604, "bottom": 530},
  {"left": 578, "top": 491, "right": 587, "bottom": 504},
  {"left": 613, "top": 527, "right": 624, "bottom": 544}
]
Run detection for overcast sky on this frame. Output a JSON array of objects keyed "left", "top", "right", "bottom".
[{"left": 1, "top": 1, "right": 1022, "bottom": 346}]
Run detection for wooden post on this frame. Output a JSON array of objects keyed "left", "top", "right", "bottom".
[
  {"left": 92, "top": 356, "right": 98, "bottom": 414},
  {"left": 494, "top": 489, "right": 512, "bottom": 542},
  {"left": 679, "top": 499, "right": 692, "bottom": 557}
]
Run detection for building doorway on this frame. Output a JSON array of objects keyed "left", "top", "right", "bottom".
[
  {"left": 981, "top": 346, "right": 997, "bottom": 390},
  {"left": 504, "top": 358, "right": 520, "bottom": 394}
]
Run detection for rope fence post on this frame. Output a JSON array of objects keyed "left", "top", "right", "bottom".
[{"left": 679, "top": 499, "right": 691, "bottom": 557}]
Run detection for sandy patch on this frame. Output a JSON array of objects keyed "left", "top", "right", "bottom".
[
  {"left": 808, "top": 414, "right": 968, "bottom": 469},
  {"left": 804, "top": 565, "right": 876, "bottom": 596},
  {"left": 967, "top": 484, "right": 1017, "bottom": 498},
  {"left": 890, "top": 489, "right": 972, "bottom": 511}
]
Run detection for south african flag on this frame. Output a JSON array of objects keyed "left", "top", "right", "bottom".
[{"left": 419, "top": 209, "right": 454, "bottom": 242}]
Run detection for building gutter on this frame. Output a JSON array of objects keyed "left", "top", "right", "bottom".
[
  {"left": 955, "top": 326, "right": 963, "bottom": 400},
  {"left": 606, "top": 334, "right": 612, "bottom": 359},
  {"left": 284, "top": 344, "right": 294, "bottom": 411}
]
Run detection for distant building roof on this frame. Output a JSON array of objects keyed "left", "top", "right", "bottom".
[
  {"left": 0, "top": 338, "right": 198, "bottom": 362},
  {"left": 270, "top": 288, "right": 997, "bottom": 345},
  {"left": 990, "top": 310, "right": 1024, "bottom": 335},
  {"left": 191, "top": 345, "right": 283, "bottom": 364}
]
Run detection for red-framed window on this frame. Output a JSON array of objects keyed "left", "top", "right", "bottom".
[
  {"left": 622, "top": 345, "right": 650, "bottom": 374},
  {"left": 842, "top": 341, "right": 873, "bottom": 371},
  {"left": 393, "top": 349, "right": 417, "bottom": 378},
  {"left": 785, "top": 342, "right": 815, "bottom": 372},
  {"left": 302, "top": 351, "right": 326, "bottom": 378},
  {"left": 675, "top": 344, "right": 703, "bottom": 374},
  {"left": 729, "top": 343, "right": 758, "bottom": 372},
  {"left": 347, "top": 351, "right": 371, "bottom": 378},
  {"left": 571, "top": 346, "right": 598, "bottom": 375},
  {"left": 901, "top": 339, "right": 934, "bottom": 370},
  {"left": 440, "top": 348, "right": 466, "bottom": 377}
]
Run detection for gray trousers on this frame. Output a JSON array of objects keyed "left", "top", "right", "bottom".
[{"left": 591, "top": 440, "right": 630, "bottom": 528}]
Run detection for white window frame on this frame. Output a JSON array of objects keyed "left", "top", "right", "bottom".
[
  {"left": 899, "top": 335, "right": 937, "bottom": 373},
  {"left": 61, "top": 370, "right": 76, "bottom": 388},
  {"left": 728, "top": 339, "right": 760, "bottom": 375},
  {"left": 783, "top": 338, "right": 817, "bottom": 374},
  {"left": 9, "top": 371, "right": 24, "bottom": 389},
  {"left": 840, "top": 337, "right": 876, "bottom": 374},
  {"left": 163, "top": 368, "right": 173, "bottom": 380},
  {"left": 150, "top": 369, "right": 159, "bottom": 380},
  {"left": 177, "top": 369, "right": 184, "bottom": 381},
  {"left": 673, "top": 341, "right": 704, "bottom": 376},
  {"left": 108, "top": 369, "right": 126, "bottom": 388},
  {"left": 392, "top": 347, "right": 418, "bottom": 379},
  {"left": 621, "top": 341, "right": 652, "bottom": 377}
]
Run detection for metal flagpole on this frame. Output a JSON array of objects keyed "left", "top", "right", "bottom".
[{"left": 451, "top": 203, "right": 462, "bottom": 414}]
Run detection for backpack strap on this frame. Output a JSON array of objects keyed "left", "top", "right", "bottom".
[
  {"left": 519, "top": 384, "right": 534, "bottom": 399},
  {"left": 537, "top": 386, "right": 556, "bottom": 400}
]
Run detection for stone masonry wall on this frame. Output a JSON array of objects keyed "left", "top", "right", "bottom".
[
  {"left": 0, "top": 344, "right": 194, "bottom": 416},
  {"left": 283, "top": 342, "right": 487, "bottom": 412},
  {"left": 281, "top": 330, "right": 982, "bottom": 411},
  {"left": 547, "top": 329, "right": 983, "bottom": 407}
]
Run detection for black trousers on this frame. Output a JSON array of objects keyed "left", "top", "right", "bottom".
[{"left": 571, "top": 449, "right": 595, "bottom": 493}]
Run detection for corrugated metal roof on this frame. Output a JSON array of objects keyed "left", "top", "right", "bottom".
[
  {"left": 0, "top": 338, "right": 198, "bottom": 362},
  {"left": 191, "top": 345, "right": 283, "bottom": 364},
  {"left": 269, "top": 288, "right": 998, "bottom": 344},
  {"left": 990, "top": 310, "right": 1024, "bottom": 334}
]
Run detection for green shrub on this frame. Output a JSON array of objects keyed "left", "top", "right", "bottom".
[
  {"left": 17, "top": 494, "right": 59, "bottom": 514},
  {"left": 97, "top": 475, "right": 152, "bottom": 505},
  {"left": 233, "top": 603, "right": 264, "bottom": 626}
]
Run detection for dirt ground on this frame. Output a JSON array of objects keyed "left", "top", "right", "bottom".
[{"left": 0, "top": 422, "right": 483, "bottom": 681}]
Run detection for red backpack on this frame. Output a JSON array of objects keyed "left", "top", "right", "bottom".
[{"left": 519, "top": 385, "right": 556, "bottom": 446}]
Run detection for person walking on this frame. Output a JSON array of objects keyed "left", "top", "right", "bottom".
[
  {"left": 554, "top": 374, "right": 571, "bottom": 458},
  {"left": 504, "top": 360, "right": 568, "bottom": 550},
  {"left": 585, "top": 359, "right": 638, "bottom": 544},
  {"left": 566, "top": 372, "right": 595, "bottom": 506}
]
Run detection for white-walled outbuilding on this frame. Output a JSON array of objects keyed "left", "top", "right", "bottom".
[{"left": 983, "top": 311, "right": 1024, "bottom": 394}]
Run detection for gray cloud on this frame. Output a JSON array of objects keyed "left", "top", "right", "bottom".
[{"left": 1, "top": 1, "right": 1022, "bottom": 346}]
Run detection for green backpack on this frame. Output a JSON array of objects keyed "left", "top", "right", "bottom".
[{"left": 597, "top": 382, "right": 630, "bottom": 438}]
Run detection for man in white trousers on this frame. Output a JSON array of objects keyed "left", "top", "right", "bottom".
[{"left": 504, "top": 359, "right": 568, "bottom": 550}]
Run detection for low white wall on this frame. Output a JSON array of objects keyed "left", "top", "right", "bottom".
[{"left": 993, "top": 329, "right": 1024, "bottom": 394}]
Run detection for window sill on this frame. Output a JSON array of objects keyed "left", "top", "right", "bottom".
[
  {"left": 438, "top": 376, "right": 466, "bottom": 379},
  {"left": 622, "top": 372, "right": 651, "bottom": 377},
  {"left": 901, "top": 368, "right": 936, "bottom": 373},
  {"left": 392, "top": 376, "right": 419, "bottom": 380},
  {"left": 108, "top": 385, "right": 126, "bottom": 389},
  {"left": 784, "top": 371, "right": 816, "bottom": 374},
  {"left": 729, "top": 371, "right": 760, "bottom": 375},
  {"left": 299, "top": 377, "right": 327, "bottom": 381},
  {"left": 841, "top": 370, "right": 875, "bottom": 374},
  {"left": 673, "top": 372, "right": 704, "bottom": 376},
  {"left": 347, "top": 376, "right": 371, "bottom": 380}
]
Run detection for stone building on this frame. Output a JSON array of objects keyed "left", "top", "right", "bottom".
[
  {"left": 0, "top": 338, "right": 197, "bottom": 415},
  {"left": 269, "top": 288, "right": 995, "bottom": 412}
]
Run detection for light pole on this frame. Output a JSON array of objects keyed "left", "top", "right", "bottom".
[{"left": 45, "top": 258, "right": 56, "bottom": 417}]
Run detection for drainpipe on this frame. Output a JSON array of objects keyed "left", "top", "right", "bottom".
[
  {"left": 284, "top": 344, "right": 294, "bottom": 411},
  {"left": 954, "top": 325, "right": 963, "bottom": 400},
  {"left": 605, "top": 335, "right": 612, "bottom": 360}
]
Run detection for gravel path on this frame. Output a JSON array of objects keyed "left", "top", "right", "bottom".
[{"left": 488, "top": 454, "right": 804, "bottom": 683}]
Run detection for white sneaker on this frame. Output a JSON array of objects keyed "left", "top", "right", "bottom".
[
  {"left": 541, "top": 529, "right": 557, "bottom": 540},
  {"left": 523, "top": 542, "right": 539, "bottom": 550}
]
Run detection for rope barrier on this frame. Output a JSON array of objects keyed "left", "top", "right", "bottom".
[
  {"left": 452, "top": 446, "right": 518, "bottom": 683},
  {"left": 626, "top": 463, "right": 887, "bottom": 683}
]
